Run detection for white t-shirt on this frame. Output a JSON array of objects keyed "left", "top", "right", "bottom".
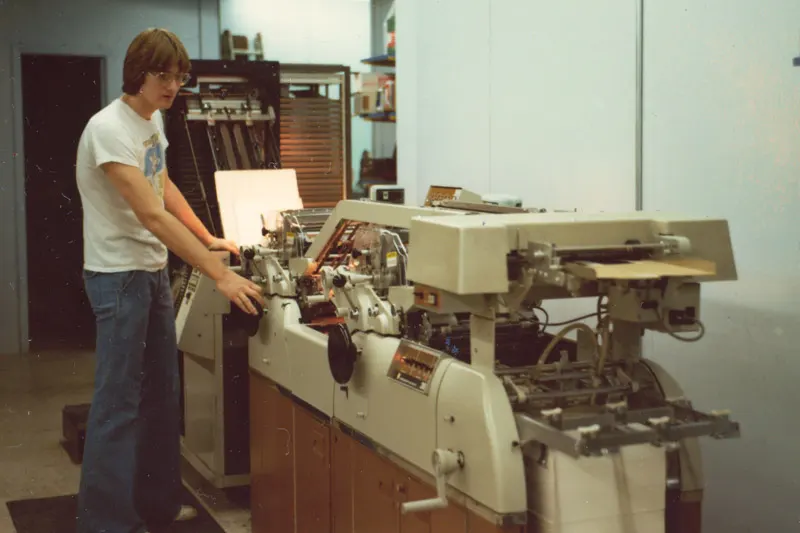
[{"left": 75, "top": 97, "right": 170, "bottom": 272}]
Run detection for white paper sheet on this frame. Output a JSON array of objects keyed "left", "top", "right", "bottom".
[{"left": 213, "top": 169, "right": 304, "bottom": 246}]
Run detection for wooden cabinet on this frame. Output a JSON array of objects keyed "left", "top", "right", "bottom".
[
  {"left": 335, "top": 427, "right": 474, "bottom": 533},
  {"left": 249, "top": 372, "right": 268, "bottom": 533},
  {"left": 251, "top": 371, "right": 526, "bottom": 533},
  {"left": 295, "top": 404, "right": 332, "bottom": 533},
  {"left": 352, "top": 440, "right": 400, "bottom": 533},
  {"left": 250, "top": 372, "right": 296, "bottom": 533},
  {"left": 332, "top": 424, "right": 354, "bottom": 533},
  {"left": 266, "top": 387, "right": 295, "bottom": 533}
]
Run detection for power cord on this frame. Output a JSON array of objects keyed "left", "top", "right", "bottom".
[{"left": 656, "top": 309, "right": 706, "bottom": 342}]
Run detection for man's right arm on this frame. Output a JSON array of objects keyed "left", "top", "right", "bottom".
[
  {"left": 102, "top": 163, "right": 225, "bottom": 278},
  {"left": 101, "top": 162, "right": 264, "bottom": 314}
]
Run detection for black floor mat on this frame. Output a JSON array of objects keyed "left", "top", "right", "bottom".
[{"left": 5, "top": 484, "right": 225, "bottom": 533}]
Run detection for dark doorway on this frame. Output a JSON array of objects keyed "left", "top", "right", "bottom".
[{"left": 22, "top": 54, "right": 103, "bottom": 351}]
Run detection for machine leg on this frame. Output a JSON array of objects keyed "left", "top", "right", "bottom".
[{"left": 666, "top": 489, "right": 702, "bottom": 533}]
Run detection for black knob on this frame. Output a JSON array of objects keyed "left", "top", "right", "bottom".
[
  {"left": 243, "top": 248, "right": 256, "bottom": 260},
  {"left": 233, "top": 295, "right": 263, "bottom": 337},
  {"left": 352, "top": 249, "right": 362, "bottom": 258},
  {"left": 328, "top": 324, "right": 358, "bottom": 385},
  {"left": 261, "top": 227, "right": 270, "bottom": 236},
  {"left": 332, "top": 274, "right": 347, "bottom": 288}
]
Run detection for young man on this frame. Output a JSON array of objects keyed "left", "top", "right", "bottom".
[{"left": 74, "top": 28, "right": 264, "bottom": 533}]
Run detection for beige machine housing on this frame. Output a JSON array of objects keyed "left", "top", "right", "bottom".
[
  {"left": 175, "top": 182, "right": 488, "bottom": 489},
  {"left": 243, "top": 199, "right": 740, "bottom": 533},
  {"left": 407, "top": 212, "right": 735, "bottom": 295}
]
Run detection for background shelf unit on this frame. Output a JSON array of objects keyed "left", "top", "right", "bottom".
[
  {"left": 359, "top": 111, "right": 395, "bottom": 122},
  {"left": 361, "top": 54, "right": 395, "bottom": 67}
]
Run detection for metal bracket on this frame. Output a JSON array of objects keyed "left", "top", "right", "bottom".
[{"left": 514, "top": 399, "right": 740, "bottom": 459}]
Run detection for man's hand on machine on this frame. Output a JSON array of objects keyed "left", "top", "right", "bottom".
[
  {"left": 207, "top": 237, "right": 240, "bottom": 256},
  {"left": 216, "top": 270, "right": 265, "bottom": 315}
]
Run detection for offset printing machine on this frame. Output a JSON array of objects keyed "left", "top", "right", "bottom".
[
  {"left": 164, "top": 58, "right": 529, "bottom": 492},
  {"left": 241, "top": 199, "right": 740, "bottom": 533},
  {"left": 172, "top": 167, "right": 333, "bottom": 489},
  {"left": 170, "top": 154, "right": 492, "bottom": 487},
  {"left": 164, "top": 59, "right": 284, "bottom": 488}
]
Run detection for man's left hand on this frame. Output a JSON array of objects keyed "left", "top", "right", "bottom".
[{"left": 207, "top": 237, "right": 240, "bottom": 256}]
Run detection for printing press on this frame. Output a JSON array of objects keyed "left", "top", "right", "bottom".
[
  {"left": 165, "top": 59, "right": 284, "bottom": 488},
  {"left": 170, "top": 154, "right": 490, "bottom": 489},
  {"left": 238, "top": 198, "right": 741, "bottom": 533}
]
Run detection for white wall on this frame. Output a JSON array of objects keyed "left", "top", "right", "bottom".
[
  {"left": 220, "top": 0, "right": 369, "bottom": 68},
  {"left": 399, "top": 0, "right": 636, "bottom": 210},
  {"left": 0, "top": 0, "right": 220, "bottom": 355},
  {"left": 643, "top": 2, "right": 800, "bottom": 531},
  {"left": 490, "top": 3, "right": 638, "bottom": 213},
  {"left": 220, "top": 0, "right": 372, "bottom": 190},
  {"left": 400, "top": 0, "right": 800, "bottom": 531}
]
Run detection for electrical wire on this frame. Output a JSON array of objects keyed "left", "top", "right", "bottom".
[
  {"left": 656, "top": 309, "right": 706, "bottom": 342},
  {"left": 532, "top": 295, "right": 608, "bottom": 329},
  {"left": 529, "top": 296, "right": 613, "bottom": 379},
  {"left": 535, "top": 321, "right": 600, "bottom": 367},
  {"left": 542, "top": 311, "right": 599, "bottom": 328}
]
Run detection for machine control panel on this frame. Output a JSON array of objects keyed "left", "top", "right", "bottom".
[
  {"left": 387, "top": 340, "right": 444, "bottom": 394},
  {"left": 183, "top": 268, "right": 202, "bottom": 303}
]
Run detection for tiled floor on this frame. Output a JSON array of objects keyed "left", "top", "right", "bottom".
[{"left": 0, "top": 349, "right": 251, "bottom": 532}]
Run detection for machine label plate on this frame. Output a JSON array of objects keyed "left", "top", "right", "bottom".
[{"left": 387, "top": 339, "right": 444, "bottom": 395}]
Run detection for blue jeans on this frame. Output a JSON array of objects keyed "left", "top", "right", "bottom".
[{"left": 76, "top": 268, "right": 181, "bottom": 533}]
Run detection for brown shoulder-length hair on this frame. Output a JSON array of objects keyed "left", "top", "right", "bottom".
[{"left": 122, "top": 28, "right": 191, "bottom": 95}]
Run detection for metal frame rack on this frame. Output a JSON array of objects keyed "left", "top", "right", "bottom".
[{"left": 279, "top": 63, "right": 353, "bottom": 205}]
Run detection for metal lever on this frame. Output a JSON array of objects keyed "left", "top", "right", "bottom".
[{"left": 401, "top": 449, "right": 464, "bottom": 514}]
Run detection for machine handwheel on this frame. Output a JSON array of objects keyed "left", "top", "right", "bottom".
[
  {"left": 232, "top": 296, "right": 264, "bottom": 337},
  {"left": 328, "top": 324, "right": 358, "bottom": 384}
]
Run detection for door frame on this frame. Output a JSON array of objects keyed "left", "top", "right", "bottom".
[{"left": 11, "top": 43, "right": 109, "bottom": 354}]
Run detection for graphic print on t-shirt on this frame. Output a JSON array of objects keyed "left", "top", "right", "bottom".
[{"left": 143, "top": 132, "right": 166, "bottom": 199}]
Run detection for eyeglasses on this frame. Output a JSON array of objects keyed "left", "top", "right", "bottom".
[{"left": 149, "top": 71, "right": 191, "bottom": 86}]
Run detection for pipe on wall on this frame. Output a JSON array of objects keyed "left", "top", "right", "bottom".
[
  {"left": 635, "top": 0, "right": 644, "bottom": 210},
  {"left": 217, "top": 0, "right": 223, "bottom": 54}
]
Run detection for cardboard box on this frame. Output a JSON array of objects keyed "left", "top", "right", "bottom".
[
  {"left": 355, "top": 90, "right": 379, "bottom": 115},
  {"left": 354, "top": 72, "right": 396, "bottom": 116}
]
